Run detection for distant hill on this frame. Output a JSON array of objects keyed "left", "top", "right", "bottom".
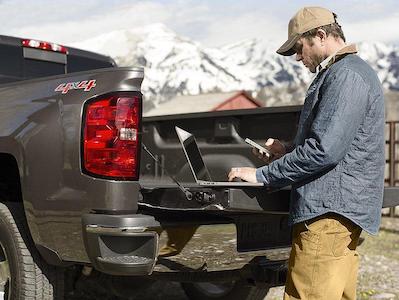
[{"left": 73, "top": 23, "right": 399, "bottom": 114}]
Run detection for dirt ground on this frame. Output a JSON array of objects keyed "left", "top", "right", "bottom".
[{"left": 68, "top": 215, "right": 399, "bottom": 300}]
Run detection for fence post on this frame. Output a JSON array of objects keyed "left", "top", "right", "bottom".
[{"left": 389, "top": 122, "right": 396, "bottom": 217}]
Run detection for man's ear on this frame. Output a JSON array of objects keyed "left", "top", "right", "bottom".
[{"left": 316, "top": 29, "right": 327, "bottom": 43}]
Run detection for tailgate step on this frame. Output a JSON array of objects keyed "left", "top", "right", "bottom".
[
  {"left": 97, "top": 255, "right": 153, "bottom": 265},
  {"left": 82, "top": 213, "right": 161, "bottom": 276}
]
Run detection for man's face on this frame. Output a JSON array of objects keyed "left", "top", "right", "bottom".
[{"left": 293, "top": 37, "right": 324, "bottom": 73}]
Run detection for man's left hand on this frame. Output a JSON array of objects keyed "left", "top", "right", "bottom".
[{"left": 228, "top": 167, "right": 257, "bottom": 183}]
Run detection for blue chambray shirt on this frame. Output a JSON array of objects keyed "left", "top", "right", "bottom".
[{"left": 256, "top": 49, "right": 385, "bottom": 235}]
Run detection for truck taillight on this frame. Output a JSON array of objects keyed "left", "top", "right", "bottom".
[{"left": 82, "top": 93, "right": 142, "bottom": 180}]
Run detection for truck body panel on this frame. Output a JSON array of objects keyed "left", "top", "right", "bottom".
[{"left": 0, "top": 67, "right": 144, "bottom": 263}]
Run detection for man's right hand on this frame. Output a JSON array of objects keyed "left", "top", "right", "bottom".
[{"left": 253, "top": 138, "right": 286, "bottom": 163}]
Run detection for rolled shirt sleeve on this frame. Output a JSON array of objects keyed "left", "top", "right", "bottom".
[{"left": 256, "top": 68, "right": 370, "bottom": 186}]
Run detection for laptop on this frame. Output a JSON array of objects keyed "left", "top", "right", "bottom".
[{"left": 175, "top": 126, "right": 264, "bottom": 187}]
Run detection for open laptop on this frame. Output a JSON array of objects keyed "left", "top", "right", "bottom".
[{"left": 175, "top": 126, "right": 264, "bottom": 187}]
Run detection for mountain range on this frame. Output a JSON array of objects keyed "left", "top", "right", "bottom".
[{"left": 73, "top": 23, "right": 399, "bottom": 111}]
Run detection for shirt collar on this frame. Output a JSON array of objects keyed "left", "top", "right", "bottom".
[{"left": 317, "top": 44, "right": 358, "bottom": 72}]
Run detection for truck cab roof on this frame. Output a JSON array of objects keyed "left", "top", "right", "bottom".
[{"left": 0, "top": 35, "right": 116, "bottom": 84}]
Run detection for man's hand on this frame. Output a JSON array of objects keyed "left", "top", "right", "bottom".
[
  {"left": 228, "top": 167, "right": 257, "bottom": 183},
  {"left": 253, "top": 138, "right": 286, "bottom": 163}
]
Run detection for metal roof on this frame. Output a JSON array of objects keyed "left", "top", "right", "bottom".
[{"left": 144, "top": 91, "right": 257, "bottom": 117}]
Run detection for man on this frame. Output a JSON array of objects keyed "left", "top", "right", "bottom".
[{"left": 228, "top": 6, "right": 385, "bottom": 300}]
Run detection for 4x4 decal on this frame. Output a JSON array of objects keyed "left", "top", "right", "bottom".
[{"left": 55, "top": 80, "right": 96, "bottom": 94}]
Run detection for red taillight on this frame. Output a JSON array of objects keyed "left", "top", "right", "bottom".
[
  {"left": 82, "top": 93, "right": 141, "bottom": 180},
  {"left": 22, "top": 39, "right": 68, "bottom": 54}
]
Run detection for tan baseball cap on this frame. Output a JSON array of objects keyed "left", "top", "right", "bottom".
[{"left": 277, "top": 7, "right": 336, "bottom": 56}]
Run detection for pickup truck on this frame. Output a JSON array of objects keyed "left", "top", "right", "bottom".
[{"left": 0, "top": 34, "right": 397, "bottom": 300}]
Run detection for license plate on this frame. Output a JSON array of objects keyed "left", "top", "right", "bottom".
[{"left": 236, "top": 215, "right": 291, "bottom": 252}]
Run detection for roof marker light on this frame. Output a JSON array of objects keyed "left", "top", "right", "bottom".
[{"left": 22, "top": 39, "right": 68, "bottom": 54}]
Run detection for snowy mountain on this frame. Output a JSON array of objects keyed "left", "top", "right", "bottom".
[{"left": 73, "top": 23, "right": 399, "bottom": 107}]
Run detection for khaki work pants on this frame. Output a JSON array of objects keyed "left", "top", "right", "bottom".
[
  {"left": 284, "top": 213, "right": 362, "bottom": 300},
  {"left": 158, "top": 226, "right": 198, "bottom": 257}
]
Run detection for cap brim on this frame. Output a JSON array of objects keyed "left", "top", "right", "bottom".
[{"left": 276, "top": 33, "right": 300, "bottom": 56}]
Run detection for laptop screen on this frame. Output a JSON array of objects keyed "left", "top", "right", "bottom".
[
  {"left": 184, "top": 137, "right": 212, "bottom": 181},
  {"left": 176, "top": 126, "right": 212, "bottom": 182}
]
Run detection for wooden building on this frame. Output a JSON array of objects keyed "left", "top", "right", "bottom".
[{"left": 144, "top": 91, "right": 262, "bottom": 117}]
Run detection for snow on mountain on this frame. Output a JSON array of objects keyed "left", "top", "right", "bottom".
[
  {"left": 73, "top": 24, "right": 244, "bottom": 103},
  {"left": 357, "top": 42, "right": 399, "bottom": 90},
  {"left": 72, "top": 23, "right": 399, "bottom": 106}
]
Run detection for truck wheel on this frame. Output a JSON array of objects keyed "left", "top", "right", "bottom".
[
  {"left": 0, "top": 202, "right": 64, "bottom": 299},
  {"left": 181, "top": 281, "right": 269, "bottom": 300}
]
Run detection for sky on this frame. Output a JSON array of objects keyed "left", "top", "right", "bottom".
[{"left": 0, "top": 0, "right": 398, "bottom": 49}]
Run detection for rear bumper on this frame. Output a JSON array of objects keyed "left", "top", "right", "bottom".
[
  {"left": 82, "top": 213, "right": 161, "bottom": 276},
  {"left": 81, "top": 211, "right": 291, "bottom": 285},
  {"left": 151, "top": 257, "right": 288, "bottom": 287}
]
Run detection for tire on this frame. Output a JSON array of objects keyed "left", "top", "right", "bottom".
[
  {"left": 181, "top": 281, "right": 269, "bottom": 300},
  {"left": 0, "top": 202, "right": 64, "bottom": 299}
]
